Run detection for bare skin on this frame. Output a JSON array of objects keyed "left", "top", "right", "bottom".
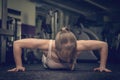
[{"left": 8, "top": 38, "right": 111, "bottom": 72}]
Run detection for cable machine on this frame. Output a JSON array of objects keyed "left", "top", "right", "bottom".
[{"left": 0, "top": 1, "right": 21, "bottom": 64}]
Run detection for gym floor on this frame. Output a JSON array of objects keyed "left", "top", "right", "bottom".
[{"left": 0, "top": 62, "right": 120, "bottom": 80}]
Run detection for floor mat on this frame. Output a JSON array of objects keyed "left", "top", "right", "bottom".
[{"left": 0, "top": 63, "right": 120, "bottom": 80}]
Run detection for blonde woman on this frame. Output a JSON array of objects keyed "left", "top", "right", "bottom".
[{"left": 8, "top": 27, "right": 111, "bottom": 72}]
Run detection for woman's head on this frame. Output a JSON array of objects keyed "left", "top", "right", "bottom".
[{"left": 55, "top": 27, "right": 77, "bottom": 64}]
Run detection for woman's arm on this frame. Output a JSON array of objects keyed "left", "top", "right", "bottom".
[
  {"left": 77, "top": 40, "right": 111, "bottom": 72},
  {"left": 8, "top": 38, "right": 49, "bottom": 72}
]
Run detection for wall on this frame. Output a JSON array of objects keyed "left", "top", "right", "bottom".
[
  {"left": 7, "top": 0, "right": 36, "bottom": 26},
  {"left": 0, "top": 0, "right": 36, "bottom": 26}
]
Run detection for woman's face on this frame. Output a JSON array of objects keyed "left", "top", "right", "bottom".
[
  {"left": 55, "top": 27, "right": 77, "bottom": 62},
  {"left": 56, "top": 42, "right": 77, "bottom": 63}
]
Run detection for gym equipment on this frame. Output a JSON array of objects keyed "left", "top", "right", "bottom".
[
  {"left": 77, "top": 31, "right": 97, "bottom": 60},
  {"left": 40, "top": 9, "right": 63, "bottom": 39},
  {"left": 84, "top": 28, "right": 100, "bottom": 60},
  {"left": 116, "top": 34, "right": 120, "bottom": 50},
  {"left": 75, "top": 23, "right": 100, "bottom": 61},
  {"left": 5, "top": 41, "right": 14, "bottom": 64},
  {"left": 40, "top": 9, "right": 53, "bottom": 39},
  {"left": 0, "top": 5, "right": 21, "bottom": 64},
  {"left": 0, "top": 0, "right": 8, "bottom": 64},
  {"left": 23, "top": 48, "right": 43, "bottom": 64}
]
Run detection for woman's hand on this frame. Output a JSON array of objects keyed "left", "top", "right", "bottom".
[
  {"left": 94, "top": 67, "right": 112, "bottom": 72},
  {"left": 8, "top": 66, "right": 25, "bottom": 72}
]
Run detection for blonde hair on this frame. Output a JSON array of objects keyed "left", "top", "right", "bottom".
[{"left": 55, "top": 27, "right": 77, "bottom": 68}]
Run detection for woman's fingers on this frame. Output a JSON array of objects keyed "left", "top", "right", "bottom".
[
  {"left": 104, "top": 68, "right": 112, "bottom": 72},
  {"left": 8, "top": 68, "right": 16, "bottom": 72},
  {"left": 94, "top": 67, "right": 112, "bottom": 72},
  {"left": 7, "top": 67, "right": 25, "bottom": 72}
]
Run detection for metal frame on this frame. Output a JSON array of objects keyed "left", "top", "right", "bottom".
[{"left": 0, "top": 0, "right": 7, "bottom": 63}]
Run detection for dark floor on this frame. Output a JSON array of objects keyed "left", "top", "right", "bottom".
[{"left": 0, "top": 62, "right": 120, "bottom": 80}]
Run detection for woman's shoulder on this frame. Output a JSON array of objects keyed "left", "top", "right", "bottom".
[{"left": 77, "top": 40, "right": 87, "bottom": 43}]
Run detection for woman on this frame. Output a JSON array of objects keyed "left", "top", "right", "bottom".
[{"left": 8, "top": 27, "right": 111, "bottom": 72}]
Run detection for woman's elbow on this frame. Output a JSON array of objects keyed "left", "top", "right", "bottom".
[
  {"left": 101, "top": 42, "right": 108, "bottom": 49},
  {"left": 13, "top": 40, "right": 21, "bottom": 47}
]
